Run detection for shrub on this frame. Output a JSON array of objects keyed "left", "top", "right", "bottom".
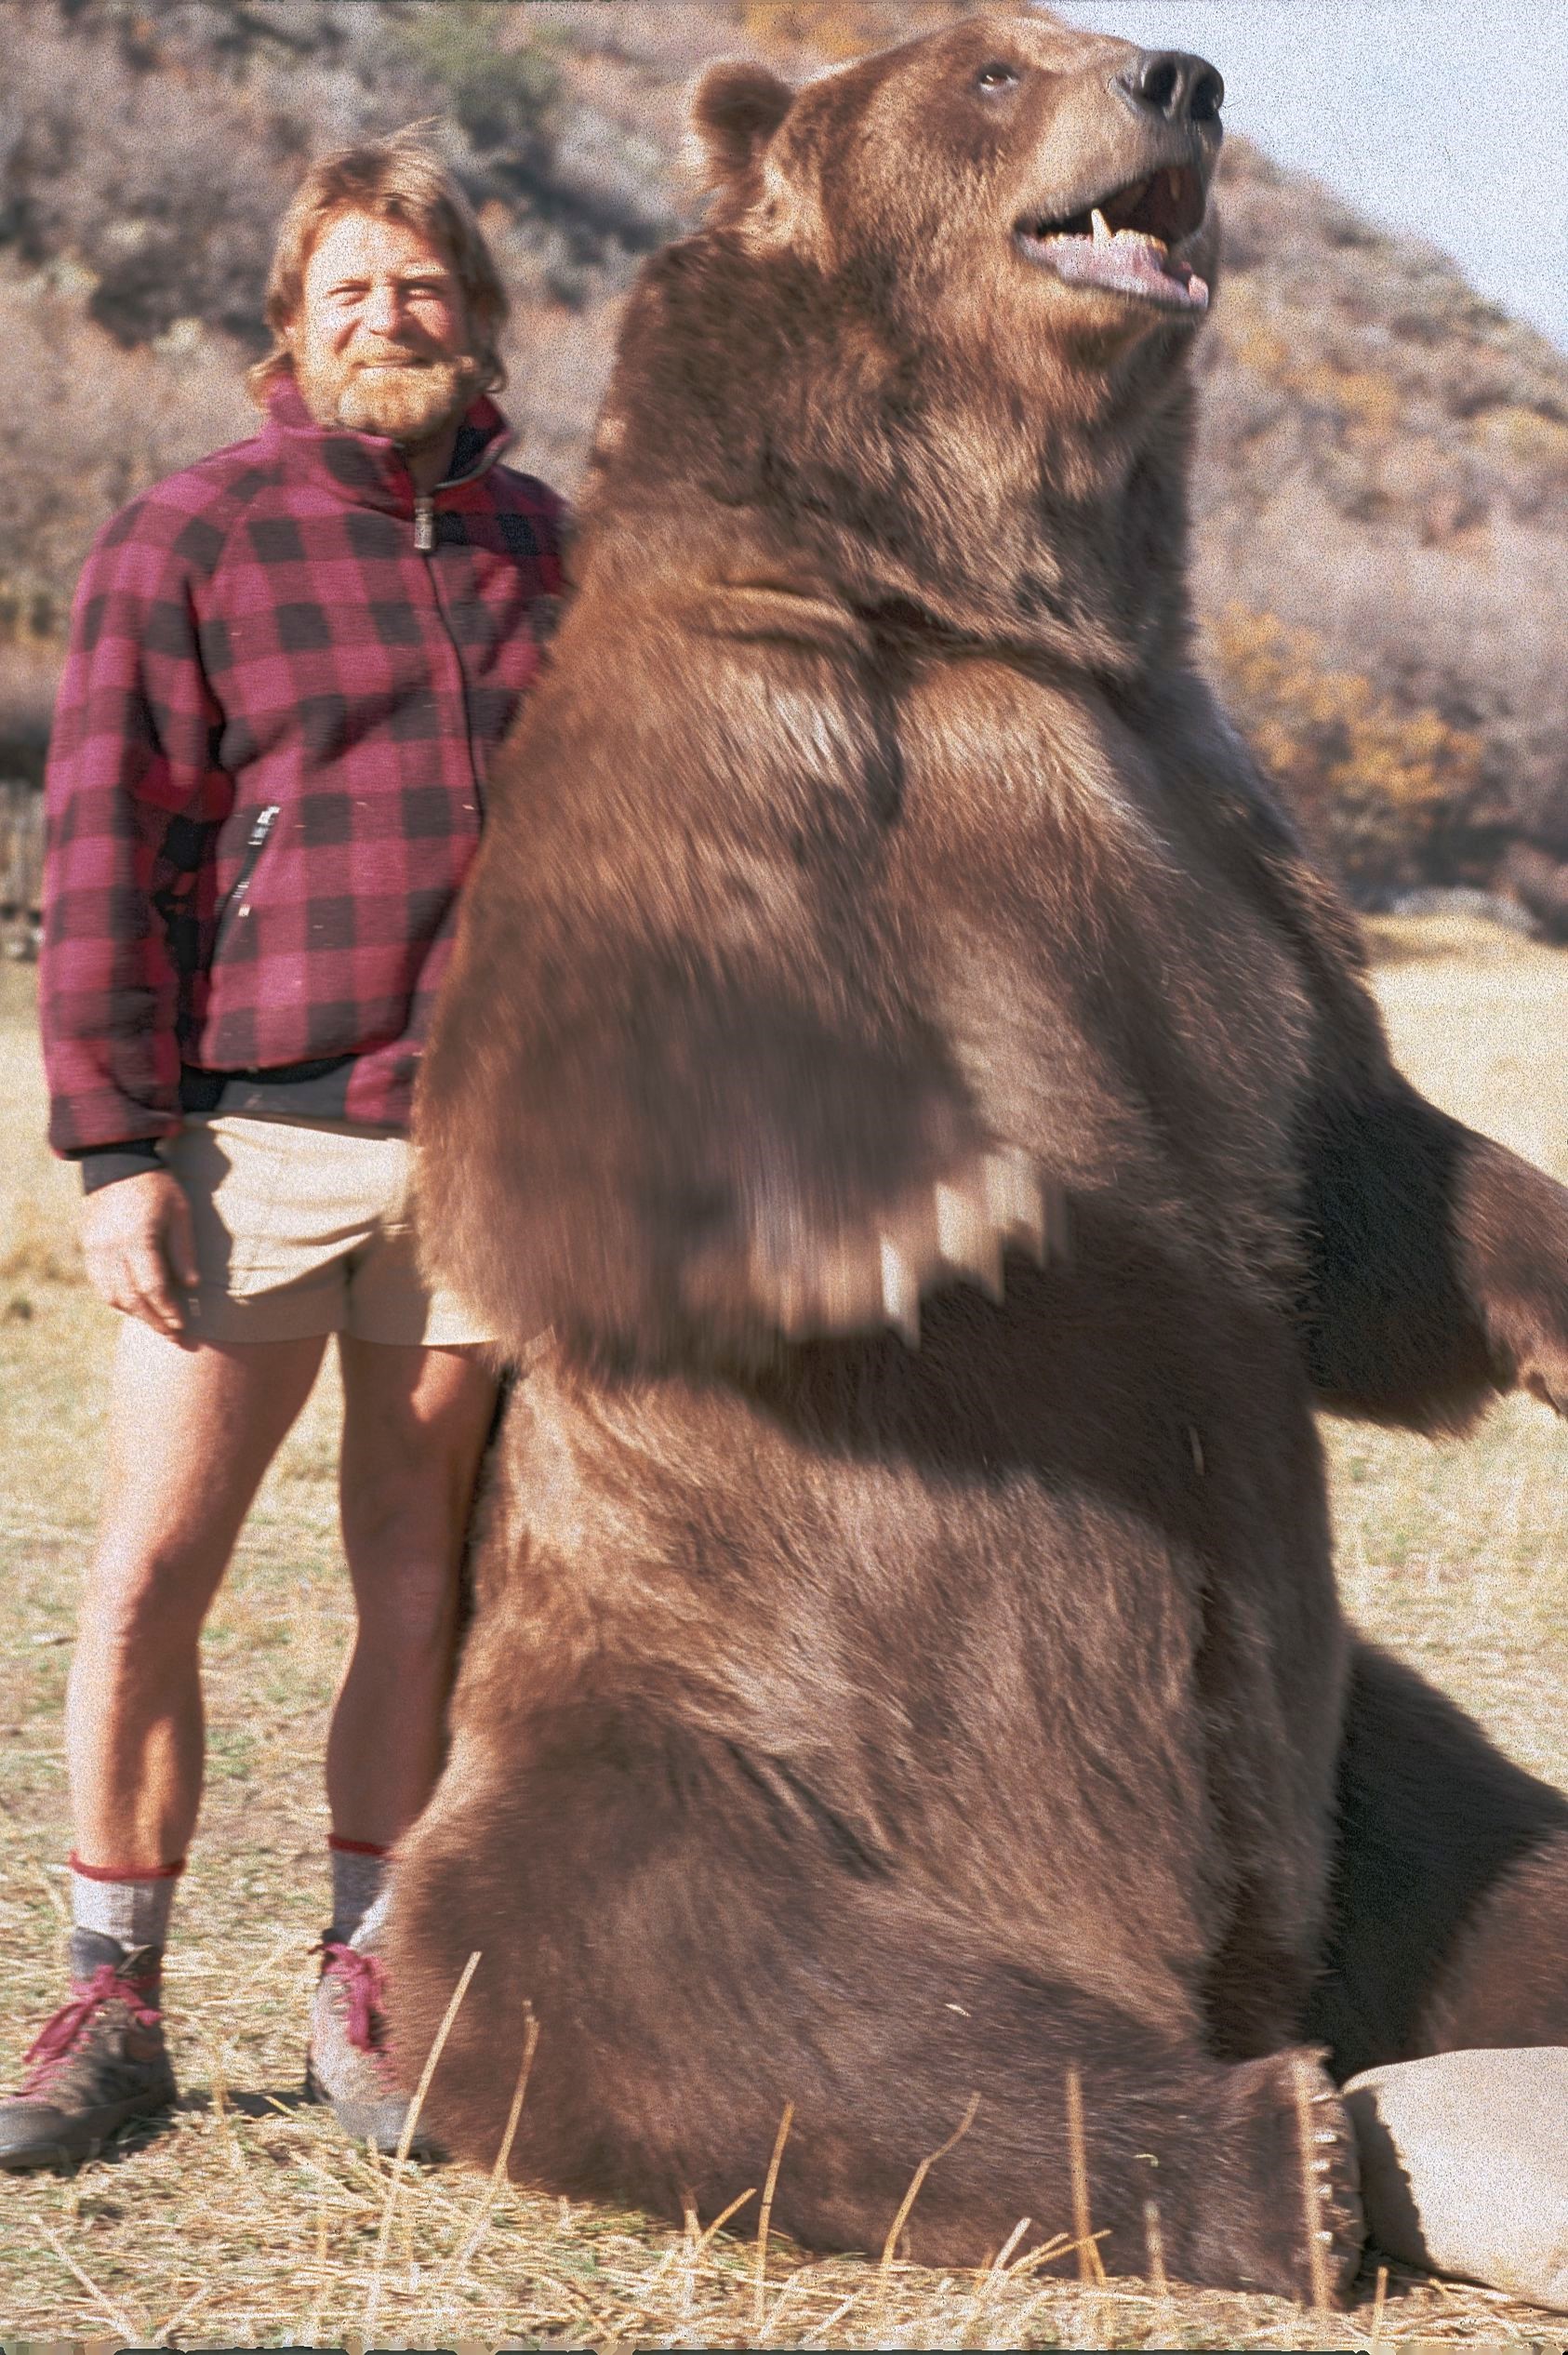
[
  {"left": 1208, "top": 606, "right": 1485, "bottom": 896},
  {"left": 393, "top": 2, "right": 565, "bottom": 155},
  {"left": 0, "top": 17, "right": 294, "bottom": 348}
]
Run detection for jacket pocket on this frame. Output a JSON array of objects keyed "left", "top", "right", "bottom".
[{"left": 210, "top": 802, "right": 281, "bottom": 962}]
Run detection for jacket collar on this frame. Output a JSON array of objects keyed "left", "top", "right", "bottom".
[{"left": 262, "top": 379, "right": 515, "bottom": 512}]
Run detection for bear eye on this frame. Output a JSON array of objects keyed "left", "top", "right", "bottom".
[{"left": 976, "top": 60, "right": 1021, "bottom": 92}]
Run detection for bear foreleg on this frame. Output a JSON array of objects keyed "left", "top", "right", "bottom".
[{"left": 1299, "top": 1081, "right": 1568, "bottom": 1432}]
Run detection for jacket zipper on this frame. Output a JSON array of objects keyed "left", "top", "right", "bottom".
[
  {"left": 412, "top": 495, "right": 485, "bottom": 813},
  {"left": 211, "top": 801, "right": 281, "bottom": 955},
  {"left": 412, "top": 425, "right": 508, "bottom": 553},
  {"left": 408, "top": 427, "right": 513, "bottom": 797}
]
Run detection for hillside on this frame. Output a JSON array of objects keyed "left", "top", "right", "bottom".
[
  {"left": 1192, "top": 136, "right": 1568, "bottom": 906},
  {"left": 2, "top": 0, "right": 1565, "bottom": 915}
]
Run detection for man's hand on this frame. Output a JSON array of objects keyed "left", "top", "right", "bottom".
[{"left": 80, "top": 1169, "right": 199, "bottom": 1339}]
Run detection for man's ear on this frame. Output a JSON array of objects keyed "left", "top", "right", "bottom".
[{"left": 690, "top": 61, "right": 794, "bottom": 191}]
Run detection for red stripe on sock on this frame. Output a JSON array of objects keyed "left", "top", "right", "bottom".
[
  {"left": 326, "top": 1834, "right": 392, "bottom": 1857},
  {"left": 68, "top": 1851, "right": 186, "bottom": 1883}
]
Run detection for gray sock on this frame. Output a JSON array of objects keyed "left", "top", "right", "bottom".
[
  {"left": 71, "top": 1865, "right": 178, "bottom": 1954},
  {"left": 327, "top": 1843, "right": 388, "bottom": 1945},
  {"left": 351, "top": 1888, "right": 392, "bottom": 1954}
]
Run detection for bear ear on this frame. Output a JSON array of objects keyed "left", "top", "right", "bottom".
[{"left": 690, "top": 60, "right": 794, "bottom": 190}]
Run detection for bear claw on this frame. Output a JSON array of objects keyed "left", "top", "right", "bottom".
[
  {"left": 1302, "top": 2081, "right": 1364, "bottom": 2305},
  {"left": 880, "top": 1237, "right": 922, "bottom": 1346},
  {"left": 753, "top": 1147, "right": 1060, "bottom": 1349},
  {"left": 1197, "top": 2050, "right": 1363, "bottom": 2306}
]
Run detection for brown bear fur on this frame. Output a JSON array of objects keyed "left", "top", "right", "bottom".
[{"left": 392, "top": 6, "right": 1568, "bottom": 2305}]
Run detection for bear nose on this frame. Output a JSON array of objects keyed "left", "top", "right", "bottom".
[{"left": 1114, "top": 48, "right": 1225, "bottom": 127}]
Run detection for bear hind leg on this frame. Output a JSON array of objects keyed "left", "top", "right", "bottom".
[
  {"left": 1308, "top": 1640, "right": 1568, "bottom": 2075},
  {"left": 389, "top": 1709, "right": 1361, "bottom": 2303}
]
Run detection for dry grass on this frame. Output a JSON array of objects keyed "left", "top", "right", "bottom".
[{"left": 2, "top": 921, "right": 1567, "bottom": 2345}]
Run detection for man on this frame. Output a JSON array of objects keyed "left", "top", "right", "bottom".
[{"left": 2, "top": 136, "right": 564, "bottom": 2168}]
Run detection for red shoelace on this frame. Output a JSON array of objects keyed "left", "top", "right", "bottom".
[
  {"left": 316, "top": 1942, "right": 390, "bottom": 2056},
  {"left": 20, "top": 1964, "right": 160, "bottom": 2093}
]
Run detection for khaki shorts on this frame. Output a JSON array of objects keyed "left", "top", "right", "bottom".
[{"left": 161, "top": 1114, "right": 493, "bottom": 1348}]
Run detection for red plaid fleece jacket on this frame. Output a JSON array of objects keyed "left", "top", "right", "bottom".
[{"left": 42, "top": 381, "right": 564, "bottom": 1163}]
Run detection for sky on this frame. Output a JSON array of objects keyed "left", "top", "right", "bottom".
[{"left": 1056, "top": 2, "right": 1568, "bottom": 353}]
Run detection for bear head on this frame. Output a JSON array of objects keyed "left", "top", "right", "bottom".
[
  {"left": 691, "top": 7, "right": 1221, "bottom": 378},
  {"left": 587, "top": 6, "right": 1227, "bottom": 671}
]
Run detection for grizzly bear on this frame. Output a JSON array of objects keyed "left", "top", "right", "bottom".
[{"left": 392, "top": 4, "right": 1568, "bottom": 2305}]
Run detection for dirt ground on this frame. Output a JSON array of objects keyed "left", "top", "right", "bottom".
[{"left": 1, "top": 914, "right": 1565, "bottom": 2348}]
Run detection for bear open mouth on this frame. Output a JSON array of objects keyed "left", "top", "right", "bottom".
[{"left": 1016, "top": 166, "right": 1209, "bottom": 313}]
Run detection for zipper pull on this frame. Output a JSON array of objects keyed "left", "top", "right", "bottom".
[
  {"left": 415, "top": 497, "right": 435, "bottom": 553},
  {"left": 246, "top": 802, "right": 281, "bottom": 852}
]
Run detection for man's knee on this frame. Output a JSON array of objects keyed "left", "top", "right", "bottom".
[
  {"left": 341, "top": 1425, "right": 486, "bottom": 1560},
  {"left": 350, "top": 1577, "right": 462, "bottom": 1661},
  {"left": 73, "top": 1539, "right": 215, "bottom": 1681},
  {"left": 352, "top": 1470, "right": 493, "bottom": 1560}
]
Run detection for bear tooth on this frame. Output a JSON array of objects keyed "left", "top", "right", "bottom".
[{"left": 1091, "top": 206, "right": 1112, "bottom": 244}]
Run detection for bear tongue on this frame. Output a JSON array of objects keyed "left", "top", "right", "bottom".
[{"left": 1041, "top": 225, "right": 1209, "bottom": 313}]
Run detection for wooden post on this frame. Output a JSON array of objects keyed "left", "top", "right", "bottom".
[{"left": 0, "top": 778, "right": 43, "bottom": 959}]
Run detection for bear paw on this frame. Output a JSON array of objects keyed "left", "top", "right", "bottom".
[
  {"left": 454, "top": 990, "right": 1070, "bottom": 1362},
  {"left": 717, "top": 1141, "right": 1065, "bottom": 1347},
  {"left": 1189, "top": 2048, "right": 1364, "bottom": 2308}
]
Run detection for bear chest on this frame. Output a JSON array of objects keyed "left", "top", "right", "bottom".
[{"left": 887, "top": 654, "right": 1316, "bottom": 1297}]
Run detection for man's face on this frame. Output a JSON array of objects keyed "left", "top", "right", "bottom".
[{"left": 289, "top": 208, "right": 480, "bottom": 446}]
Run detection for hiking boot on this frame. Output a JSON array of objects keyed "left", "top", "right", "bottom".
[
  {"left": 0, "top": 1931, "right": 177, "bottom": 2170},
  {"left": 305, "top": 1928, "right": 438, "bottom": 2158}
]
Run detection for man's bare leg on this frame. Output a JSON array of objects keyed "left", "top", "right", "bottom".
[
  {"left": 0, "top": 1318, "right": 326, "bottom": 2170},
  {"left": 327, "top": 1337, "right": 498, "bottom": 1850},
  {"left": 66, "top": 1319, "right": 327, "bottom": 1868},
  {"left": 305, "top": 1337, "right": 497, "bottom": 2152}
]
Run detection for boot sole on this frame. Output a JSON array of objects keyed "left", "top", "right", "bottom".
[{"left": 0, "top": 2088, "right": 176, "bottom": 2172}]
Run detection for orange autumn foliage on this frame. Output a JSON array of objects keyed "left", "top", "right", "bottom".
[{"left": 1208, "top": 605, "right": 1484, "bottom": 893}]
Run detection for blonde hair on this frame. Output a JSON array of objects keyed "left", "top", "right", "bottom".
[{"left": 246, "top": 132, "right": 509, "bottom": 406}]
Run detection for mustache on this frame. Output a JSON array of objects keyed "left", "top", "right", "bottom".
[{"left": 341, "top": 349, "right": 483, "bottom": 387}]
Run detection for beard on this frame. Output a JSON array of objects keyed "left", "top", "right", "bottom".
[{"left": 297, "top": 347, "right": 484, "bottom": 447}]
